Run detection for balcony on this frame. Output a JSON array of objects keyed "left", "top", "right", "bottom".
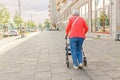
[
  {"left": 62, "top": 0, "right": 66, "bottom": 3},
  {"left": 48, "top": 4, "right": 50, "bottom": 8},
  {"left": 48, "top": 13, "right": 50, "bottom": 16},
  {"left": 57, "top": 0, "right": 60, "bottom": 5},
  {"left": 57, "top": 6, "right": 60, "bottom": 11}
]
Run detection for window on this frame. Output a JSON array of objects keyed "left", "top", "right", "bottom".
[
  {"left": 96, "top": 0, "right": 103, "bottom": 9},
  {"left": 105, "top": 0, "right": 109, "bottom": 5},
  {"left": 86, "top": 4, "right": 89, "bottom": 24},
  {"left": 81, "top": 5, "right": 86, "bottom": 19},
  {"left": 92, "top": 0, "right": 95, "bottom": 32},
  {"left": 79, "top": 3, "right": 89, "bottom": 24},
  {"left": 91, "top": 0, "right": 110, "bottom": 33}
]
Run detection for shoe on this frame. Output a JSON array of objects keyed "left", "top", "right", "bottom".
[
  {"left": 78, "top": 63, "right": 83, "bottom": 69},
  {"left": 73, "top": 65, "right": 78, "bottom": 70},
  {"left": 79, "top": 63, "right": 83, "bottom": 67}
]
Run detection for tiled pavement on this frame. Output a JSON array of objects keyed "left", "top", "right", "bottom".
[
  {"left": 84, "top": 38, "right": 120, "bottom": 80},
  {"left": 0, "top": 31, "right": 91, "bottom": 80},
  {"left": 0, "top": 31, "right": 120, "bottom": 80}
]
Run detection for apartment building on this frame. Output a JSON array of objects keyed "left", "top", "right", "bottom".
[
  {"left": 49, "top": 0, "right": 57, "bottom": 29},
  {"left": 55, "top": 0, "right": 120, "bottom": 39}
]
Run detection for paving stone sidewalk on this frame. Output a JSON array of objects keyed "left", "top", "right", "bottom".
[
  {"left": 83, "top": 36, "right": 120, "bottom": 80},
  {"left": 1, "top": 30, "right": 120, "bottom": 80},
  {"left": 50, "top": 31, "right": 120, "bottom": 80},
  {"left": 0, "top": 31, "right": 92, "bottom": 80}
]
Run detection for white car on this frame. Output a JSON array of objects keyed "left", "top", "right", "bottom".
[
  {"left": 8, "top": 30, "right": 19, "bottom": 36},
  {"left": 0, "top": 30, "right": 3, "bottom": 38},
  {"left": 0, "top": 30, "right": 3, "bottom": 35}
]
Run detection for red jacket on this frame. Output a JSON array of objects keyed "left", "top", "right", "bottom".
[{"left": 66, "top": 16, "right": 88, "bottom": 38}]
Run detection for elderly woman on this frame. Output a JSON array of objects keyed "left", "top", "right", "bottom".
[{"left": 65, "top": 10, "right": 89, "bottom": 69}]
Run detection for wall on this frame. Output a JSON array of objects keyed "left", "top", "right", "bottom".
[
  {"left": 116, "top": 0, "right": 120, "bottom": 33},
  {"left": 111, "top": 0, "right": 117, "bottom": 39}
]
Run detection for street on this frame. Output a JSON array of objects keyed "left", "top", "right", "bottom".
[{"left": 0, "top": 31, "right": 120, "bottom": 80}]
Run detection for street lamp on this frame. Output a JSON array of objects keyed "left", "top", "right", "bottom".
[
  {"left": 31, "top": 13, "right": 33, "bottom": 21},
  {"left": 18, "top": 0, "right": 22, "bottom": 16}
]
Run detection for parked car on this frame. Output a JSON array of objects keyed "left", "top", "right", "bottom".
[
  {"left": 8, "top": 30, "right": 19, "bottom": 36},
  {"left": 26, "top": 28, "right": 35, "bottom": 32},
  {"left": 3, "top": 31, "right": 9, "bottom": 37},
  {"left": 47, "top": 28, "right": 52, "bottom": 31},
  {"left": 0, "top": 30, "right": 3, "bottom": 38},
  {"left": 0, "top": 30, "right": 3, "bottom": 35}
]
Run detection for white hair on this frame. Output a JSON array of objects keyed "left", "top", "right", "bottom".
[{"left": 72, "top": 10, "right": 79, "bottom": 16}]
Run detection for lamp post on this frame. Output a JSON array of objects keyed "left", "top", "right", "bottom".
[
  {"left": 18, "top": 0, "right": 22, "bottom": 16},
  {"left": 18, "top": 0, "right": 24, "bottom": 38},
  {"left": 31, "top": 13, "right": 33, "bottom": 21}
]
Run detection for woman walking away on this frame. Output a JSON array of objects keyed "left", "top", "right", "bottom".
[{"left": 65, "top": 10, "right": 89, "bottom": 69}]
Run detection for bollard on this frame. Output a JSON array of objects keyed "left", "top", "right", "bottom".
[{"left": 115, "top": 33, "right": 120, "bottom": 41}]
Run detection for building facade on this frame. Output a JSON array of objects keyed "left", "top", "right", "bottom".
[
  {"left": 55, "top": 0, "right": 120, "bottom": 39},
  {"left": 49, "top": 0, "right": 57, "bottom": 29}
]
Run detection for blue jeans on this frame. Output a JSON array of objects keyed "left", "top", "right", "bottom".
[{"left": 69, "top": 37, "right": 84, "bottom": 66}]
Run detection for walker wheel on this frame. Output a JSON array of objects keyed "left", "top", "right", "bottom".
[
  {"left": 66, "top": 60, "right": 69, "bottom": 67},
  {"left": 84, "top": 57, "right": 87, "bottom": 66}
]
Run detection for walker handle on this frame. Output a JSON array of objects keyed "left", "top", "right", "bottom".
[{"left": 65, "top": 35, "right": 67, "bottom": 40}]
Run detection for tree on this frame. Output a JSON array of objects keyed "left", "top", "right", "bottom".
[
  {"left": 0, "top": 3, "right": 10, "bottom": 26},
  {"left": 44, "top": 19, "right": 50, "bottom": 29},
  {"left": 99, "top": 11, "right": 108, "bottom": 32},
  {"left": 9, "top": 23, "right": 14, "bottom": 29},
  {"left": 13, "top": 11, "right": 23, "bottom": 28},
  {"left": 0, "top": 3, "right": 10, "bottom": 37},
  {"left": 23, "top": 21, "right": 28, "bottom": 28},
  {"left": 27, "top": 20, "right": 37, "bottom": 28},
  {"left": 38, "top": 23, "right": 42, "bottom": 28}
]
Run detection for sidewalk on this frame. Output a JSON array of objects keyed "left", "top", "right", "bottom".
[
  {"left": 60, "top": 31, "right": 120, "bottom": 80},
  {"left": 0, "top": 31, "right": 91, "bottom": 80},
  {"left": 0, "top": 32, "right": 39, "bottom": 55},
  {"left": 0, "top": 32, "right": 38, "bottom": 45},
  {"left": 0, "top": 31, "right": 120, "bottom": 80},
  {"left": 83, "top": 38, "right": 120, "bottom": 80}
]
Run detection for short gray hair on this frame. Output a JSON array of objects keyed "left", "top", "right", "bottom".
[{"left": 72, "top": 10, "right": 79, "bottom": 16}]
